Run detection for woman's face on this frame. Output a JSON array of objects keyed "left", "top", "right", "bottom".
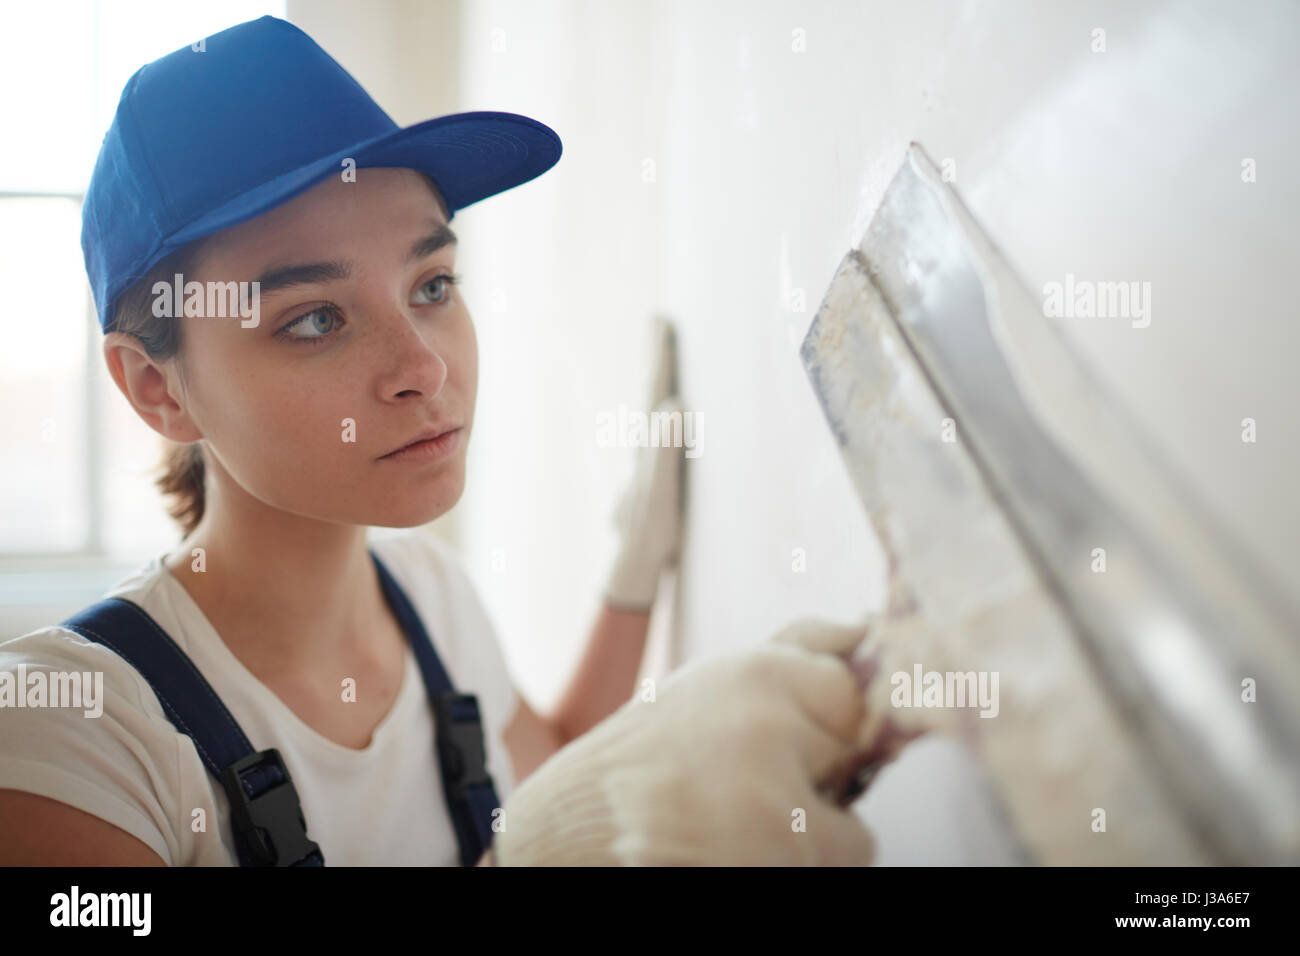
[{"left": 169, "top": 168, "right": 477, "bottom": 527}]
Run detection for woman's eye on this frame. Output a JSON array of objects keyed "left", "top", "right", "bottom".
[
  {"left": 280, "top": 307, "right": 341, "bottom": 342},
  {"left": 413, "top": 273, "right": 460, "bottom": 306}
]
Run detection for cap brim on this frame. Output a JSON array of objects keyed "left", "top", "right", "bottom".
[{"left": 164, "top": 110, "right": 561, "bottom": 249}]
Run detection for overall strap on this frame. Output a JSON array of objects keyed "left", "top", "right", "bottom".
[
  {"left": 59, "top": 597, "right": 323, "bottom": 867},
  {"left": 370, "top": 550, "right": 502, "bottom": 866}
]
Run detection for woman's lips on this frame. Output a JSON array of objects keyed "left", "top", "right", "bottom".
[{"left": 378, "top": 427, "right": 463, "bottom": 463}]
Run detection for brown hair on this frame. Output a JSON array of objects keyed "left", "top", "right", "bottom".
[{"left": 107, "top": 171, "right": 451, "bottom": 538}]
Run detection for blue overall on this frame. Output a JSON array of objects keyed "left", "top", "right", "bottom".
[{"left": 58, "top": 550, "right": 501, "bottom": 866}]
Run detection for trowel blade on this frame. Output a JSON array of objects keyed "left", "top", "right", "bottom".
[{"left": 800, "top": 143, "right": 1300, "bottom": 864}]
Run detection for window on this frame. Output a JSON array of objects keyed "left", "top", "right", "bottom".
[{"left": 0, "top": 1, "right": 285, "bottom": 619}]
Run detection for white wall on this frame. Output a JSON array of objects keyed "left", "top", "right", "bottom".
[{"left": 303, "top": 0, "right": 1299, "bottom": 863}]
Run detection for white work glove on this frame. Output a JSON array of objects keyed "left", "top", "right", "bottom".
[
  {"left": 492, "top": 618, "right": 899, "bottom": 865},
  {"left": 603, "top": 316, "right": 684, "bottom": 612}
]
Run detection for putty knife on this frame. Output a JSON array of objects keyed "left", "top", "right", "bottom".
[{"left": 801, "top": 144, "right": 1300, "bottom": 864}]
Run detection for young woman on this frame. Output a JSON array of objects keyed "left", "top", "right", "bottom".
[{"left": 0, "top": 15, "right": 896, "bottom": 866}]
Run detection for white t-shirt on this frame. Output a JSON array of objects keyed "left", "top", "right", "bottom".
[{"left": 0, "top": 530, "right": 519, "bottom": 866}]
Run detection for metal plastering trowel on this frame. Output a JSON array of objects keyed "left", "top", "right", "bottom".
[{"left": 801, "top": 144, "right": 1300, "bottom": 864}]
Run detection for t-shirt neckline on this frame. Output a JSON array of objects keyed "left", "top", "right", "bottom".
[{"left": 149, "top": 549, "right": 419, "bottom": 763}]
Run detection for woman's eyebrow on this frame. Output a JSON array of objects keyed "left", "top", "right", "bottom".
[
  {"left": 408, "top": 222, "right": 458, "bottom": 261},
  {"left": 255, "top": 261, "right": 350, "bottom": 296},
  {"left": 253, "top": 224, "right": 458, "bottom": 296}
]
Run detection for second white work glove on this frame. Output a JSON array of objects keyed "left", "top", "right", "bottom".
[
  {"left": 491, "top": 618, "right": 887, "bottom": 865},
  {"left": 602, "top": 316, "right": 685, "bottom": 611}
]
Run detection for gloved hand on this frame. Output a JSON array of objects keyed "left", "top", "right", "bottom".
[
  {"left": 602, "top": 316, "right": 684, "bottom": 612},
  {"left": 776, "top": 616, "right": 926, "bottom": 804},
  {"left": 492, "top": 618, "right": 888, "bottom": 865}
]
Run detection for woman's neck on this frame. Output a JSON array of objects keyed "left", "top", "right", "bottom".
[{"left": 160, "top": 473, "right": 396, "bottom": 674}]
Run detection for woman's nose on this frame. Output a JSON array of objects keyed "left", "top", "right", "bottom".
[{"left": 372, "top": 308, "right": 449, "bottom": 401}]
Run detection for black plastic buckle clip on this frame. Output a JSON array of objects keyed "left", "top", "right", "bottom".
[
  {"left": 433, "top": 692, "right": 493, "bottom": 801},
  {"left": 220, "top": 748, "right": 321, "bottom": 866}
]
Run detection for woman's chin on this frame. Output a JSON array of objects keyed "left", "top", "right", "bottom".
[
  {"left": 370, "top": 509, "right": 449, "bottom": 529},
  {"left": 368, "top": 480, "right": 465, "bottom": 528}
]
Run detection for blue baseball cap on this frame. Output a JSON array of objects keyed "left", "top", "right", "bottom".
[{"left": 82, "top": 14, "right": 562, "bottom": 333}]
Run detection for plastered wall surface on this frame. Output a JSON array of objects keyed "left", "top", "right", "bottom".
[{"left": 305, "top": 1, "right": 1297, "bottom": 863}]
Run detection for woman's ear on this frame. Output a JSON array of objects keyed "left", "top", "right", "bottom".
[{"left": 102, "top": 332, "right": 204, "bottom": 443}]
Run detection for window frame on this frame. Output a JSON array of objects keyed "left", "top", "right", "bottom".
[{"left": 0, "top": 189, "right": 121, "bottom": 573}]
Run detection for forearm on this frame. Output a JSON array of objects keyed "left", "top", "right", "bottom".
[
  {"left": 550, "top": 604, "right": 651, "bottom": 744},
  {"left": 550, "top": 317, "right": 679, "bottom": 746}
]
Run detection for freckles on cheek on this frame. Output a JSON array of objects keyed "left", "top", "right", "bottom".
[
  {"left": 259, "top": 378, "right": 364, "bottom": 472},
  {"left": 208, "top": 365, "right": 368, "bottom": 503}
]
